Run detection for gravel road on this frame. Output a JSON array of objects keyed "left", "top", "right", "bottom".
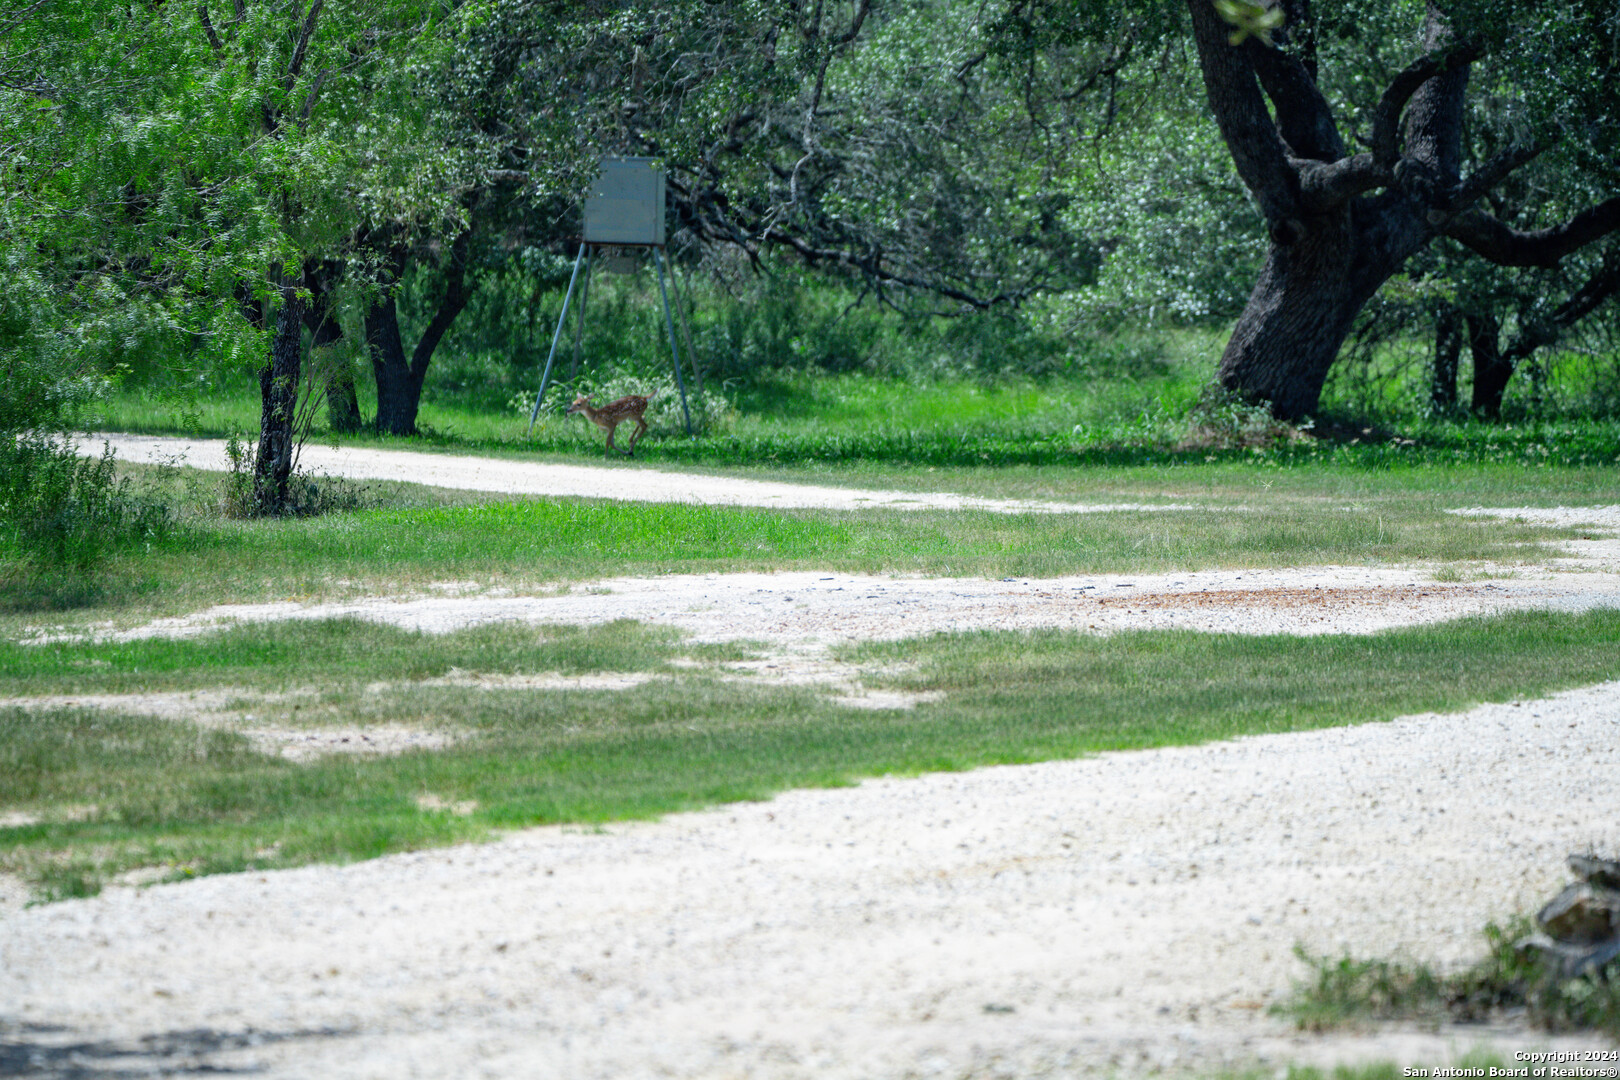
[
  {"left": 95, "top": 433, "right": 1187, "bottom": 514},
  {"left": 3, "top": 686, "right": 1616, "bottom": 1077},
  {"left": 3, "top": 440, "right": 1617, "bottom": 1076}
]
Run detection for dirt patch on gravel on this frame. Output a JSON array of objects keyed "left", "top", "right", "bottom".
[{"left": 1091, "top": 583, "right": 1457, "bottom": 610}]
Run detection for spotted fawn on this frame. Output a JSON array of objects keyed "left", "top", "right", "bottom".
[{"left": 567, "top": 392, "right": 656, "bottom": 457}]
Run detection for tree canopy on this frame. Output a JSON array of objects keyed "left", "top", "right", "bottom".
[{"left": 2, "top": 0, "right": 1617, "bottom": 465}]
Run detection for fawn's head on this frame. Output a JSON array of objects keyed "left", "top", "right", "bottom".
[{"left": 566, "top": 394, "right": 592, "bottom": 414}]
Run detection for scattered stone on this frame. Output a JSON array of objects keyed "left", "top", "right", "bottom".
[
  {"left": 1537, "top": 882, "right": 1620, "bottom": 945},
  {"left": 1570, "top": 853, "right": 1620, "bottom": 891},
  {"left": 1519, "top": 854, "right": 1620, "bottom": 981}
]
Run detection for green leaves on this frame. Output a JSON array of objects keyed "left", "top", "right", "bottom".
[{"left": 1214, "top": 0, "right": 1284, "bottom": 46}]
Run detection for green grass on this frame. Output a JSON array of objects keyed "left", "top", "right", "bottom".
[
  {"left": 3, "top": 608, "right": 1617, "bottom": 903},
  {"left": 0, "top": 476, "right": 1585, "bottom": 631},
  {"left": 1284, "top": 922, "right": 1620, "bottom": 1039},
  {"left": 90, "top": 362, "right": 1620, "bottom": 475},
  {"left": 0, "top": 618, "right": 702, "bottom": 696},
  {"left": 847, "top": 608, "right": 1620, "bottom": 752}
]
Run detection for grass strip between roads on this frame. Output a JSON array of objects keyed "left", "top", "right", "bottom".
[
  {"left": 0, "top": 487, "right": 1582, "bottom": 627},
  {"left": 2, "top": 608, "right": 1617, "bottom": 903}
]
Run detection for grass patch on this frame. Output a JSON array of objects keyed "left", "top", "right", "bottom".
[
  {"left": 0, "top": 489, "right": 1580, "bottom": 632},
  {"left": 845, "top": 608, "right": 1620, "bottom": 753},
  {"left": 2, "top": 608, "right": 1617, "bottom": 902},
  {"left": 0, "top": 618, "right": 691, "bottom": 696},
  {"left": 1285, "top": 921, "right": 1620, "bottom": 1039},
  {"left": 92, "top": 363, "right": 1620, "bottom": 474}
]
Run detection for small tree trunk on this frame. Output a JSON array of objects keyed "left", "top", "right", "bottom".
[
  {"left": 366, "top": 290, "right": 422, "bottom": 436},
  {"left": 303, "top": 260, "right": 364, "bottom": 434},
  {"left": 1468, "top": 311, "right": 1512, "bottom": 418},
  {"left": 253, "top": 283, "right": 305, "bottom": 514},
  {"left": 1430, "top": 303, "right": 1462, "bottom": 413}
]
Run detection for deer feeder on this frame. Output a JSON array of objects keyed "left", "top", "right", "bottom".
[{"left": 528, "top": 157, "right": 695, "bottom": 437}]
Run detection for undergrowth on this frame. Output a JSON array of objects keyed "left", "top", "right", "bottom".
[
  {"left": 0, "top": 434, "right": 174, "bottom": 573},
  {"left": 1286, "top": 919, "right": 1620, "bottom": 1038}
]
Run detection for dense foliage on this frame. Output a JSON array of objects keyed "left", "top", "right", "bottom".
[{"left": 1, "top": 0, "right": 1616, "bottom": 528}]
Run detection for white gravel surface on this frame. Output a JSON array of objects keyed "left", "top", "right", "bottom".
[
  {"left": 5, "top": 439, "right": 1618, "bottom": 1075},
  {"left": 96, "top": 433, "right": 1189, "bottom": 514},
  {"left": 30, "top": 566, "right": 1620, "bottom": 649},
  {"left": 2, "top": 685, "right": 1617, "bottom": 1076}
]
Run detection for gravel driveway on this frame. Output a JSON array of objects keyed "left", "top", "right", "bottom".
[{"left": 3, "top": 441, "right": 1618, "bottom": 1077}]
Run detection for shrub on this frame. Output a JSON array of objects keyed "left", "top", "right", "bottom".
[
  {"left": 1180, "top": 384, "right": 1314, "bottom": 449},
  {"left": 218, "top": 433, "right": 371, "bottom": 518},
  {"left": 0, "top": 435, "right": 173, "bottom": 572}
]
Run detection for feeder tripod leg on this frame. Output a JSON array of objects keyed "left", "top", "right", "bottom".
[
  {"left": 528, "top": 243, "right": 586, "bottom": 436},
  {"left": 568, "top": 247, "right": 593, "bottom": 382},
  {"left": 653, "top": 247, "right": 694, "bottom": 436},
  {"left": 667, "top": 252, "right": 702, "bottom": 393}
]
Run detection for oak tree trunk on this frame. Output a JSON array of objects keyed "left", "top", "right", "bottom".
[
  {"left": 1467, "top": 311, "right": 1512, "bottom": 418},
  {"left": 1215, "top": 200, "right": 1427, "bottom": 420},
  {"left": 1429, "top": 303, "right": 1463, "bottom": 413}
]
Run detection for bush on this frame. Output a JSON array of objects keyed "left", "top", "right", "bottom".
[
  {"left": 1180, "top": 384, "right": 1314, "bottom": 449},
  {"left": 217, "top": 433, "right": 372, "bottom": 518},
  {"left": 0, "top": 435, "right": 174, "bottom": 572}
]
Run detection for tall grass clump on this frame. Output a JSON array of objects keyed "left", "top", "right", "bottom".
[{"left": 0, "top": 436, "right": 172, "bottom": 571}]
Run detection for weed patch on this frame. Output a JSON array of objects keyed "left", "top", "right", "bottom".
[
  {"left": 0, "top": 436, "right": 173, "bottom": 574},
  {"left": 1286, "top": 920, "right": 1620, "bottom": 1038}
]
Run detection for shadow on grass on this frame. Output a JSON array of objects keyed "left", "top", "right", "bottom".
[{"left": 0, "top": 568, "right": 161, "bottom": 615}]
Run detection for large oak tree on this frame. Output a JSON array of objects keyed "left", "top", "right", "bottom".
[{"left": 1188, "top": 0, "right": 1620, "bottom": 419}]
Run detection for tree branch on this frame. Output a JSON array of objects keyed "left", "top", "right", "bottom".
[
  {"left": 1444, "top": 197, "right": 1620, "bottom": 268},
  {"left": 1243, "top": 37, "right": 1342, "bottom": 161},
  {"left": 1449, "top": 140, "right": 1544, "bottom": 210},
  {"left": 1369, "top": 42, "right": 1478, "bottom": 168},
  {"left": 1185, "top": 0, "right": 1300, "bottom": 235},
  {"left": 410, "top": 225, "right": 475, "bottom": 381},
  {"left": 283, "top": 0, "right": 324, "bottom": 101},
  {"left": 296, "top": 67, "right": 328, "bottom": 127},
  {"left": 1401, "top": 7, "right": 1470, "bottom": 184},
  {"left": 1502, "top": 247, "right": 1620, "bottom": 362},
  {"left": 198, "top": 5, "right": 224, "bottom": 57},
  {"left": 1296, "top": 152, "right": 1388, "bottom": 208},
  {"left": 760, "top": 227, "right": 1032, "bottom": 310},
  {"left": 832, "top": 0, "right": 871, "bottom": 46}
]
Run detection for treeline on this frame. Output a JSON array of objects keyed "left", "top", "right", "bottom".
[{"left": 3, "top": 0, "right": 1618, "bottom": 511}]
